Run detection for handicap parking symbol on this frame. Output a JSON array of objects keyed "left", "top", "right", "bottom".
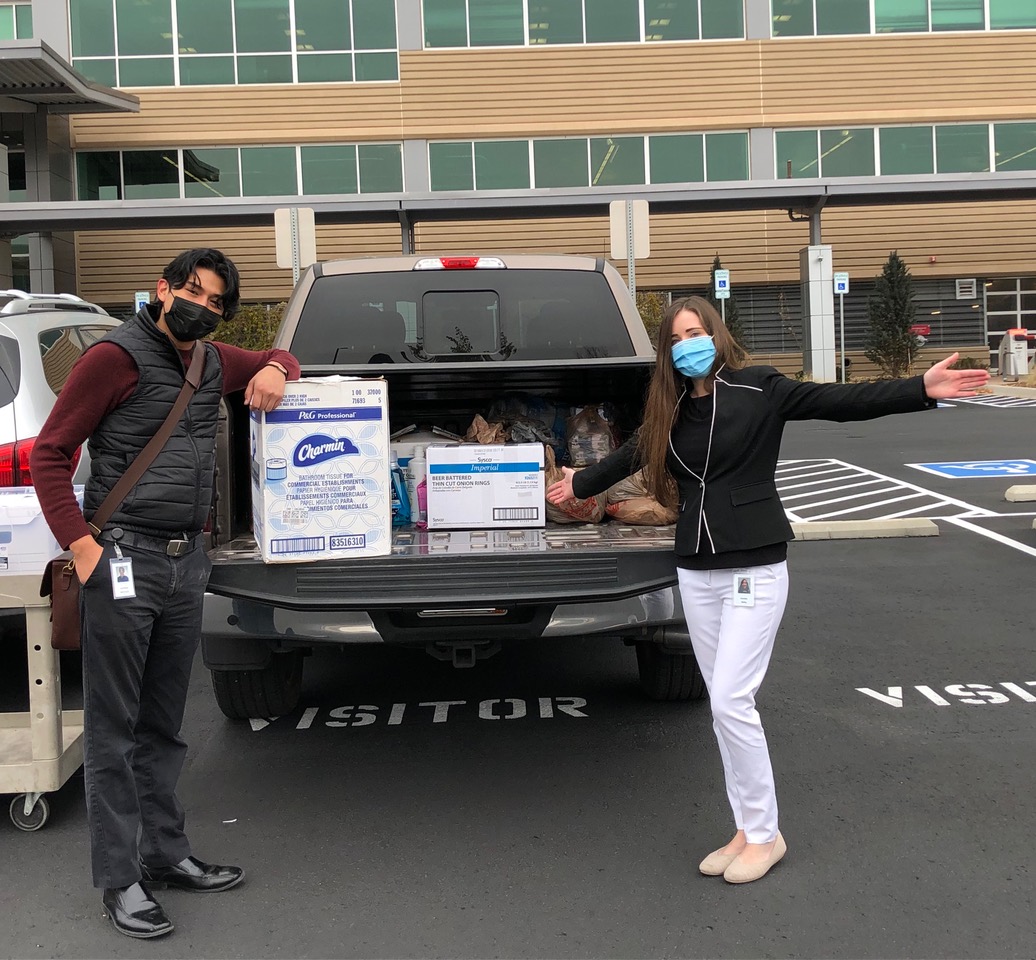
[{"left": 909, "top": 459, "right": 1036, "bottom": 479}]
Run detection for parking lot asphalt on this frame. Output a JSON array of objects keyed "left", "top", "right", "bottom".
[{"left": 2, "top": 400, "right": 1034, "bottom": 960}]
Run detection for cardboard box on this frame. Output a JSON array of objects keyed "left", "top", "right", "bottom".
[
  {"left": 426, "top": 443, "right": 545, "bottom": 530},
  {"left": 0, "top": 486, "right": 84, "bottom": 575},
  {"left": 250, "top": 377, "right": 391, "bottom": 563}
]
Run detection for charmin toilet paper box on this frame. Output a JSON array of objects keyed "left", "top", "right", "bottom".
[
  {"left": 0, "top": 486, "right": 84, "bottom": 575},
  {"left": 250, "top": 377, "right": 390, "bottom": 562},
  {"left": 426, "top": 443, "right": 545, "bottom": 530}
]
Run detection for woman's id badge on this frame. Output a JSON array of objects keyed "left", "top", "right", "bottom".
[
  {"left": 110, "top": 558, "right": 136, "bottom": 599},
  {"left": 732, "top": 571, "right": 755, "bottom": 607}
]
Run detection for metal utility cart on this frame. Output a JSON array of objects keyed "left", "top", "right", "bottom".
[{"left": 0, "top": 573, "right": 83, "bottom": 831}]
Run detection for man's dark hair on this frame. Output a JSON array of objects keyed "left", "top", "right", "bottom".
[{"left": 162, "top": 248, "right": 241, "bottom": 320}]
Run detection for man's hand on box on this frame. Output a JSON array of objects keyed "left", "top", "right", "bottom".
[{"left": 245, "top": 363, "right": 288, "bottom": 412}]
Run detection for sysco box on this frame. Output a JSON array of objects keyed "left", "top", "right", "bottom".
[
  {"left": 0, "top": 486, "right": 84, "bottom": 575},
  {"left": 250, "top": 377, "right": 390, "bottom": 563}
]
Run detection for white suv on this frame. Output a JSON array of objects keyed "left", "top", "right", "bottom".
[{"left": 0, "top": 291, "right": 121, "bottom": 487}]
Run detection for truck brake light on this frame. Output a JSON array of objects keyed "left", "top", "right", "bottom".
[
  {"left": 413, "top": 257, "right": 505, "bottom": 271},
  {"left": 0, "top": 439, "right": 82, "bottom": 487}
]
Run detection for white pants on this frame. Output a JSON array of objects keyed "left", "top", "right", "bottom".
[{"left": 677, "top": 562, "right": 789, "bottom": 843}]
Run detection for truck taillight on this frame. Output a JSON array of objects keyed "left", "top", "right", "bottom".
[
  {"left": 413, "top": 257, "right": 505, "bottom": 270},
  {"left": 0, "top": 439, "right": 81, "bottom": 487}
]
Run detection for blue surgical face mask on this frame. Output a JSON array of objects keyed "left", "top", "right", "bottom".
[{"left": 671, "top": 336, "right": 716, "bottom": 379}]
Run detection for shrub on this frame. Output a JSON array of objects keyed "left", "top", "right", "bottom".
[
  {"left": 948, "top": 356, "right": 989, "bottom": 371},
  {"left": 637, "top": 291, "right": 669, "bottom": 347},
  {"left": 213, "top": 302, "right": 286, "bottom": 351}
]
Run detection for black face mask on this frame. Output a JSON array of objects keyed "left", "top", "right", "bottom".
[{"left": 163, "top": 296, "right": 223, "bottom": 342}]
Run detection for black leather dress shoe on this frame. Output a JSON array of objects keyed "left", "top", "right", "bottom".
[
  {"left": 141, "top": 855, "right": 244, "bottom": 892},
  {"left": 101, "top": 881, "right": 174, "bottom": 939}
]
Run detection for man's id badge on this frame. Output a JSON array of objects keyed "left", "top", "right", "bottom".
[
  {"left": 732, "top": 571, "right": 755, "bottom": 607},
  {"left": 110, "top": 558, "right": 136, "bottom": 599}
]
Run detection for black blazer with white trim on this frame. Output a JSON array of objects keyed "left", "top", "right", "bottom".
[{"left": 572, "top": 365, "right": 935, "bottom": 558}]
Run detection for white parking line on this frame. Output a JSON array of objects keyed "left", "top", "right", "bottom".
[
  {"left": 944, "top": 518, "right": 1036, "bottom": 557},
  {"left": 951, "top": 395, "right": 1036, "bottom": 409}
]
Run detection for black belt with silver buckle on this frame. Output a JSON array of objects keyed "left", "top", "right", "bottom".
[{"left": 101, "top": 528, "right": 200, "bottom": 557}]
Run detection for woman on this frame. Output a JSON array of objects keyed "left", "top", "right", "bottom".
[{"left": 546, "top": 296, "right": 988, "bottom": 884}]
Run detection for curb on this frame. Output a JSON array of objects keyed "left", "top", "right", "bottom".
[
  {"left": 791, "top": 519, "right": 939, "bottom": 540},
  {"left": 986, "top": 382, "right": 1036, "bottom": 398},
  {"left": 1006, "top": 485, "right": 1036, "bottom": 502}
]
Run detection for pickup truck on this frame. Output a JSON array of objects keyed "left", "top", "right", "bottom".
[{"left": 201, "top": 254, "right": 705, "bottom": 719}]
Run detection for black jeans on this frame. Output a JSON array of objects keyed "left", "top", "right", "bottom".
[{"left": 79, "top": 535, "right": 211, "bottom": 889}]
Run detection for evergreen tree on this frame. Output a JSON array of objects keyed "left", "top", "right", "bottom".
[
  {"left": 864, "top": 251, "right": 919, "bottom": 378},
  {"left": 705, "top": 253, "right": 747, "bottom": 349}
]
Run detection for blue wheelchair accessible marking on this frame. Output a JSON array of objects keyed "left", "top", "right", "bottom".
[{"left": 909, "top": 459, "right": 1036, "bottom": 479}]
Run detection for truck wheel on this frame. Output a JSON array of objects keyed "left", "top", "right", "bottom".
[
  {"left": 210, "top": 651, "right": 303, "bottom": 719},
  {"left": 635, "top": 641, "right": 707, "bottom": 702}
]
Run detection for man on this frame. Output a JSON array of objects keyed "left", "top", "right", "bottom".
[{"left": 31, "top": 248, "right": 300, "bottom": 939}]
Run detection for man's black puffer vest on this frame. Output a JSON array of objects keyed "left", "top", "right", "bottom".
[{"left": 83, "top": 304, "right": 223, "bottom": 537}]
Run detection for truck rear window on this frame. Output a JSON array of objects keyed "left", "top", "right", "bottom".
[{"left": 289, "top": 269, "right": 636, "bottom": 364}]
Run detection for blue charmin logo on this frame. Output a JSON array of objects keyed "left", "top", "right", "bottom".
[{"left": 292, "top": 434, "right": 359, "bottom": 467}]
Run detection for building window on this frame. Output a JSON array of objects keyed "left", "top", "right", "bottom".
[
  {"left": 934, "top": 124, "right": 989, "bottom": 173},
  {"left": 774, "top": 0, "right": 1036, "bottom": 35},
  {"left": 75, "top": 143, "right": 404, "bottom": 198},
  {"left": 984, "top": 277, "right": 1036, "bottom": 361},
  {"left": 70, "top": 0, "right": 398, "bottom": 87},
  {"left": 878, "top": 126, "right": 934, "bottom": 175},
  {"left": 993, "top": 122, "right": 1036, "bottom": 172},
  {"left": 990, "top": 0, "right": 1036, "bottom": 28},
  {"left": 423, "top": 0, "right": 742, "bottom": 47},
  {"left": 0, "top": 3, "right": 33, "bottom": 39}
]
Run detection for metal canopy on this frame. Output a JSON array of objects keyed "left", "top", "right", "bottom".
[
  {"left": 0, "top": 40, "right": 139, "bottom": 115},
  {"left": 1, "top": 172, "right": 1036, "bottom": 234}
]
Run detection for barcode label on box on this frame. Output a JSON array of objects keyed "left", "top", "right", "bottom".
[
  {"left": 493, "top": 507, "right": 540, "bottom": 521},
  {"left": 329, "top": 534, "right": 366, "bottom": 550},
  {"left": 271, "top": 536, "right": 325, "bottom": 554}
]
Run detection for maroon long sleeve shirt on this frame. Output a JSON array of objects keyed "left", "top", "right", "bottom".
[{"left": 31, "top": 340, "right": 300, "bottom": 548}]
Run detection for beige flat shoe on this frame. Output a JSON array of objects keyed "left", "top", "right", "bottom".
[
  {"left": 723, "top": 832, "right": 787, "bottom": 884},
  {"left": 698, "top": 847, "right": 741, "bottom": 876}
]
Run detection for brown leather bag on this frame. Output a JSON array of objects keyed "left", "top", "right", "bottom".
[{"left": 39, "top": 343, "right": 206, "bottom": 650}]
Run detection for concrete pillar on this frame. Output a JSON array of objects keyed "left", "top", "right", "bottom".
[
  {"left": 22, "top": 111, "right": 75, "bottom": 294},
  {"left": 800, "top": 245, "right": 835, "bottom": 382},
  {"left": 29, "top": 0, "right": 70, "bottom": 57},
  {"left": 0, "top": 143, "right": 11, "bottom": 288},
  {"left": 749, "top": 128, "right": 774, "bottom": 181},
  {"left": 396, "top": 0, "right": 421, "bottom": 50},
  {"left": 744, "top": 0, "right": 772, "bottom": 39}
]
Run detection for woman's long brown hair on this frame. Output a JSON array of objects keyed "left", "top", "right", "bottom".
[{"left": 635, "top": 296, "right": 749, "bottom": 506}]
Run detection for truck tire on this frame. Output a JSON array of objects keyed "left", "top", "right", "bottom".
[
  {"left": 635, "top": 641, "right": 707, "bottom": 702},
  {"left": 210, "top": 651, "right": 304, "bottom": 719}
]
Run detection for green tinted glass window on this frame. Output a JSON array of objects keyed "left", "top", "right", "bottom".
[
  {"left": 235, "top": 0, "right": 291, "bottom": 52},
  {"left": 474, "top": 140, "right": 530, "bottom": 189},
  {"left": 875, "top": 0, "right": 926, "bottom": 31},
  {"left": 184, "top": 148, "right": 240, "bottom": 197},
  {"left": 116, "top": 0, "right": 173, "bottom": 55},
  {"left": 0, "top": 7, "right": 16, "bottom": 40},
  {"left": 358, "top": 144, "right": 403, "bottom": 192},
  {"left": 470, "top": 0, "right": 524, "bottom": 45},
  {"left": 533, "top": 139, "right": 588, "bottom": 187},
  {"left": 590, "top": 136, "right": 644, "bottom": 185},
  {"left": 705, "top": 132, "right": 749, "bottom": 180},
  {"left": 819, "top": 127, "right": 873, "bottom": 176},
  {"left": 355, "top": 52, "right": 397, "bottom": 80},
  {"left": 179, "top": 56, "right": 235, "bottom": 83},
  {"left": 701, "top": 0, "right": 743, "bottom": 37},
  {"left": 772, "top": 0, "right": 813, "bottom": 36},
  {"left": 15, "top": 4, "right": 32, "bottom": 37},
  {"left": 424, "top": 0, "right": 467, "bottom": 46},
  {"left": 177, "top": 0, "right": 232, "bottom": 53},
  {"left": 71, "top": 0, "right": 115, "bottom": 56},
  {"left": 352, "top": 0, "right": 397, "bottom": 48},
  {"left": 931, "top": 0, "right": 984, "bottom": 30},
  {"left": 644, "top": 0, "right": 698, "bottom": 41},
  {"left": 77, "top": 152, "right": 121, "bottom": 200},
  {"left": 298, "top": 53, "right": 353, "bottom": 81},
  {"left": 429, "top": 142, "right": 474, "bottom": 191},
  {"left": 879, "top": 126, "right": 933, "bottom": 174},
  {"left": 816, "top": 0, "right": 870, "bottom": 34},
  {"left": 123, "top": 150, "right": 180, "bottom": 199},
  {"left": 528, "top": 0, "right": 583, "bottom": 43},
  {"left": 295, "top": 0, "right": 351, "bottom": 50},
  {"left": 585, "top": 0, "right": 640, "bottom": 42},
  {"left": 241, "top": 146, "right": 297, "bottom": 196},
  {"left": 301, "top": 145, "right": 358, "bottom": 193},
  {"left": 994, "top": 122, "right": 1036, "bottom": 171},
  {"left": 236, "top": 54, "right": 293, "bottom": 82},
  {"left": 649, "top": 134, "right": 704, "bottom": 183},
  {"left": 74, "top": 58, "right": 117, "bottom": 85},
  {"left": 118, "top": 58, "right": 174, "bottom": 86},
  {"left": 991, "top": 0, "right": 1036, "bottom": 28},
  {"left": 935, "top": 124, "right": 989, "bottom": 172},
  {"left": 775, "top": 130, "right": 818, "bottom": 178}
]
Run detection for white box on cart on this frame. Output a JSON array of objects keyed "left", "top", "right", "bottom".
[
  {"left": 0, "top": 486, "right": 84, "bottom": 575},
  {"left": 426, "top": 443, "right": 545, "bottom": 529},
  {"left": 250, "top": 377, "right": 391, "bottom": 563}
]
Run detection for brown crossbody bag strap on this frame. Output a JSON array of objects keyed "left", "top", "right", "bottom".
[{"left": 87, "top": 340, "right": 207, "bottom": 534}]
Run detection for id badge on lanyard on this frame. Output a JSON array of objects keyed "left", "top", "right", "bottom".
[
  {"left": 732, "top": 571, "right": 755, "bottom": 608},
  {"left": 109, "top": 541, "right": 136, "bottom": 599}
]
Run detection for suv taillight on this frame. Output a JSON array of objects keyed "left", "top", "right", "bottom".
[{"left": 0, "top": 439, "right": 82, "bottom": 487}]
